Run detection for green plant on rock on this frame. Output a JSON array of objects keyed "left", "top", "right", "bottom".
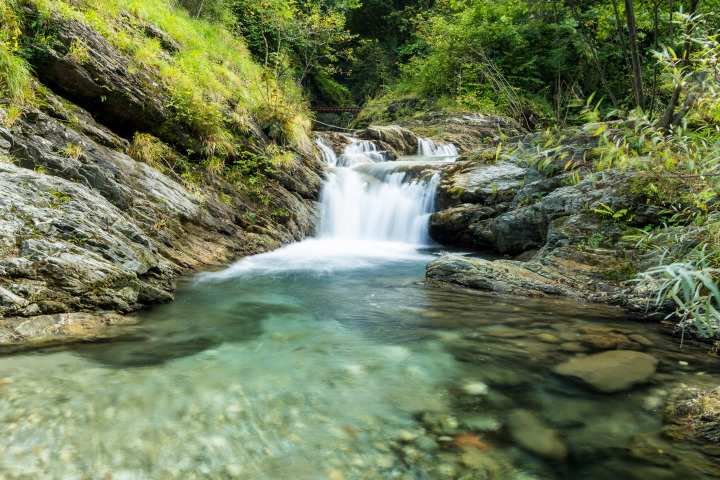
[
  {"left": 593, "top": 202, "right": 630, "bottom": 223},
  {"left": 67, "top": 38, "right": 90, "bottom": 63},
  {"left": 588, "top": 232, "right": 604, "bottom": 248},
  {"left": 0, "top": 104, "right": 22, "bottom": 127},
  {"left": 58, "top": 142, "right": 83, "bottom": 159}
]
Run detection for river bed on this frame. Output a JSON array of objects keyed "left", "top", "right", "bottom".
[{"left": 0, "top": 240, "right": 718, "bottom": 479}]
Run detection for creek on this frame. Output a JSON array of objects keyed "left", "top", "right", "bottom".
[{"left": 0, "top": 139, "right": 717, "bottom": 479}]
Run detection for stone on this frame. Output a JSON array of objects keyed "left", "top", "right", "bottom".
[
  {"left": 461, "top": 381, "right": 490, "bottom": 396},
  {"left": 579, "top": 333, "right": 633, "bottom": 350},
  {"left": 506, "top": 409, "right": 568, "bottom": 460},
  {"left": 552, "top": 350, "right": 659, "bottom": 393},
  {"left": 558, "top": 342, "right": 588, "bottom": 353},
  {"left": 537, "top": 333, "right": 562, "bottom": 344},
  {"left": 361, "top": 125, "right": 419, "bottom": 156},
  {"left": 629, "top": 334, "right": 656, "bottom": 347}
]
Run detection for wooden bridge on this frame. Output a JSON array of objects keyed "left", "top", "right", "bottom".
[{"left": 311, "top": 106, "right": 363, "bottom": 114}]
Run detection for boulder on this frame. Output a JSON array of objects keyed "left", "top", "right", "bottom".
[{"left": 552, "top": 350, "right": 659, "bottom": 393}]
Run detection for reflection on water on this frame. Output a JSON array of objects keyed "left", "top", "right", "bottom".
[{"left": 0, "top": 247, "right": 717, "bottom": 479}]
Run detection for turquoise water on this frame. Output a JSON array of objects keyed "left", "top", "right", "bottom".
[{"left": 1, "top": 241, "right": 717, "bottom": 479}]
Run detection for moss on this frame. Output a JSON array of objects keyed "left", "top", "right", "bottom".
[{"left": 600, "top": 262, "right": 637, "bottom": 281}]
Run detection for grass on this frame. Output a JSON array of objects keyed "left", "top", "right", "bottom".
[
  {"left": 8, "top": 0, "right": 312, "bottom": 155},
  {"left": 0, "top": 0, "right": 34, "bottom": 104}
]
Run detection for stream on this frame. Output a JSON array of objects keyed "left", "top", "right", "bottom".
[{"left": 0, "top": 139, "right": 718, "bottom": 479}]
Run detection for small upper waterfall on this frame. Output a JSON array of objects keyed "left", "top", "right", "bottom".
[
  {"left": 315, "top": 137, "right": 439, "bottom": 246},
  {"left": 417, "top": 137, "right": 459, "bottom": 157},
  {"left": 338, "top": 139, "right": 387, "bottom": 166}
]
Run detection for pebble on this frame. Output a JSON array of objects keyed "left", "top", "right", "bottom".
[
  {"left": 558, "top": 342, "right": 588, "bottom": 353},
  {"left": 462, "top": 381, "right": 489, "bottom": 395},
  {"left": 414, "top": 435, "right": 438, "bottom": 451},
  {"left": 537, "top": 333, "right": 562, "bottom": 344},
  {"left": 629, "top": 334, "right": 655, "bottom": 347}
]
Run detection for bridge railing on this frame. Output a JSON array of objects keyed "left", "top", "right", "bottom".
[{"left": 311, "top": 106, "right": 363, "bottom": 114}]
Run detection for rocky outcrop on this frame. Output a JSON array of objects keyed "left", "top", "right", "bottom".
[
  {"left": 426, "top": 255, "right": 569, "bottom": 296},
  {"left": 0, "top": 9, "right": 325, "bottom": 346},
  {"left": 423, "top": 130, "right": 678, "bottom": 319},
  {"left": 552, "top": 350, "right": 659, "bottom": 393},
  {"left": 26, "top": 9, "right": 174, "bottom": 140}
]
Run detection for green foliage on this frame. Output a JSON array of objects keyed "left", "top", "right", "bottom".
[
  {"left": 0, "top": 1, "right": 34, "bottom": 104},
  {"left": 639, "top": 245, "right": 720, "bottom": 342}
]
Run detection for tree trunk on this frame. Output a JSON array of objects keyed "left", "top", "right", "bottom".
[
  {"left": 624, "top": 0, "right": 645, "bottom": 110},
  {"left": 610, "top": 0, "right": 632, "bottom": 88},
  {"left": 656, "top": 0, "right": 700, "bottom": 129},
  {"left": 649, "top": 0, "right": 661, "bottom": 118},
  {"left": 567, "top": 0, "right": 619, "bottom": 109}
]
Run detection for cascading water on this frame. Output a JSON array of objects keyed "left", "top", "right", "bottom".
[
  {"left": 337, "top": 139, "right": 387, "bottom": 166},
  {"left": 314, "top": 138, "right": 338, "bottom": 167},
  {"left": 417, "top": 137, "right": 459, "bottom": 157},
  {"left": 317, "top": 138, "right": 439, "bottom": 246},
  {"left": 319, "top": 169, "right": 438, "bottom": 244}
]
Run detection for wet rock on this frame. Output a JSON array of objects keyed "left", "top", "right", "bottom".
[
  {"left": 506, "top": 409, "right": 568, "bottom": 460},
  {"left": 558, "top": 342, "right": 589, "bottom": 353},
  {"left": 664, "top": 386, "right": 720, "bottom": 446},
  {"left": 537, "top": 333, "right": 562, "bottom": 344},
  {"left": 415, "top": 411, "right": 461, "bottom": 435},
  {"left": 629, "top": 334, "right": 655, "bottom": 347},
  {"left": 579, "top": 332, "right": 633, "bottom": 350},
  {"left": 461, "top": 381, "right": 489, "bottom": 396},
  {"left": 360, "top": 125, "right": 419, "bottom": 156},
  {"left": 414, "top": 435, "right": 438, "bottom": 451},
  {"left": 552, "top": 350, "right": 659, "bottom": 393}
]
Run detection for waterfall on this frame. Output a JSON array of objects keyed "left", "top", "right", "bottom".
[
  {"left": 315, "top": 139, "right": 338, "bottom": 167},
  {"left": 319, "top": 169, "right": 438, "bottom": 244},
  {"left": 338, "top": 140, "right": 387, "bottom": 167},
  {"left": 315, "top": 137, "right": 439, "bottom": 246},
  {"left": 204, "top": 135, "right": 441, "bottom": 278},
  {"left": 417, "top": 138, "right": 459, "bottom": 157}
]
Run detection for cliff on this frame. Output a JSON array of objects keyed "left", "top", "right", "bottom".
[{"left": 0, "top": 0, "right": 323, "bottom": 345}]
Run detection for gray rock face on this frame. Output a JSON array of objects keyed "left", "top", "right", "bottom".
[
  {"left": 426, "top": 254, "right": 568, "bottom": 296},
  {"left": 0, "top": 105, "right": 320, "bottom": 346},
  {"left": 552, "top": 350, "right": 659, "bottom": 393},
  {"left": 27, "top": 10, "right": 172, "bottom": 137},
  {"left": 506, "top": 409, "right": 568, "bottom": 460}
]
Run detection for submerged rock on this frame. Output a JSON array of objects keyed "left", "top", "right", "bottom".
[
  {"left": 664, "top": 386, "right": 720, "bottom": 448},
  {"left": 552, "top": 350, "right": 659, "bottom": 393},
  {"left": 506, "top": 409, "right": 568, "bottom": 460}
]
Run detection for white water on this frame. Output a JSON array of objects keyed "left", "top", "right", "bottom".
[
  {"left": 337, "top": 139, "right": 387, "bottom": 166},
  {"left": 203, "top": 137, "right": 442, "bottom": 280},
  {"left": 319, "top": 168, "right": 438, "bottom": 244},
  {"left": 315, "top": 138, "right": 338, "bottom": 167},
  {"left": 417, "top": 137, "right": 459, "bottom": 157}
]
